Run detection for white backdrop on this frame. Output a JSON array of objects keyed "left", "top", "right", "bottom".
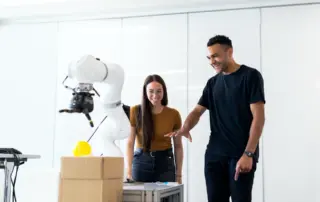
[
  {"left": 0, "top": 23, "right": 59, "bottom": 202},
  {"left": 0, "top": 3, "right": 319, "bottom": 202},
  {"left": 261, "top": 4, "right": 320, "bottom": 202}
]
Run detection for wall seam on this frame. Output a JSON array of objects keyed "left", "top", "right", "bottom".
[
  {"left": 186, "top": 12, "right": 190, "bottom": 202},
  {"left": 259, "top": 7, "right": 266, "bottom": 202},
  {"left": 51, "top": 21, "right": 59, "bottom": 168}
]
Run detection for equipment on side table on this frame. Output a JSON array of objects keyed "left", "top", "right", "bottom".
[{"left": 0, "top": 148, "right": 40, "bottom": 202}]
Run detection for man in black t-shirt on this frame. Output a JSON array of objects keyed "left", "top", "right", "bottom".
[{"left": 166, "top": 35, "right": 266, "bottom": 202}]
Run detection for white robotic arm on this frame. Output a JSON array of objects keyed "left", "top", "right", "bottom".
[
  {"left": 67, "top": 55, "right": 124, "bottom": 106},
  {"left": 60, "top": 55, "right": 130, "bottom": 157},
  {"left": 68, "top": 55, "right": 109, "bottom": 83}
]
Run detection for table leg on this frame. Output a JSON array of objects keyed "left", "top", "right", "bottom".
[{"left": 3, "top": 161, "right": 14, "bottom": 202}]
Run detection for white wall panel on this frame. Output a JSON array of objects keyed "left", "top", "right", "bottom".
[
  {"left": 0, "top": 23, "right": 58, "bottom": 168},
  {"left": 0, "top": 23, "right": 58, "bottom": 202},
  {"left": 261, "top": 5, "right": 319, "bottom": 202},
  {"left": 53, "top": 19, "right": 123, "bottom": 169},
  {"left": 121, "top": 14, "right": 188, "bottom": 199},
  {"left": 188, "top": 9, "right": 262, "bottom": 202}
]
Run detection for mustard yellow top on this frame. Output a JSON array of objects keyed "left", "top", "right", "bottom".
[{"left": 130, "top": 105, "right": 182, "bottom": 151}]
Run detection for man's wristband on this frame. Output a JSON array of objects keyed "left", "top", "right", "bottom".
[{"left": 244, "top": 151, "right": 254, "bottom": 158}]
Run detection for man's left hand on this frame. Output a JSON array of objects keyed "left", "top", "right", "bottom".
[
  {"left": 164, "top": 129, "right": 192, "bottom": 142},
  {"left": 234, "top": 155, "right": 253, "bottom": 181}
]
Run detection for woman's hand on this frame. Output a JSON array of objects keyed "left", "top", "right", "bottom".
[
  {"left": 176, "top": 175, "right": 182, "bottom": 184},
  {"left": 127, "top": 171, "right": 133, "bottom": 180}
]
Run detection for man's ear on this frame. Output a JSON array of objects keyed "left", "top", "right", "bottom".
[{"left": 227, "top": 47, "right": 233, "bottom": 57}]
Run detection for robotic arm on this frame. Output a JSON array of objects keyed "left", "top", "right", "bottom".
[
  {"left": 59, "top": 55, "right": 125, "bottom": 127},
  {"left": 59, "top": 55, "right": 131, "bottom": 157}
]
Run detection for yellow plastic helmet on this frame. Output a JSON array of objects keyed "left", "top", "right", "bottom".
[{"left": 73, "top": 141, "right": 92, "bottom": 157}]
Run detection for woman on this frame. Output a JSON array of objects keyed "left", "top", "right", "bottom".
[{"left": 126, "top": 74, "right": 185, "bottom": 183}]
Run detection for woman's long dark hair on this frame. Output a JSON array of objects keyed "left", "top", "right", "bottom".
[{"left": 135, "top": 74, "right": 168, "bottom": 152}]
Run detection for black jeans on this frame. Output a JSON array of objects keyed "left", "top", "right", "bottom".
[
  {"left": 205, "top": 152, "right": 257, "bottom": 202},
  {"left": 132, "top": 148, "right": 176, "bottom": 182}
]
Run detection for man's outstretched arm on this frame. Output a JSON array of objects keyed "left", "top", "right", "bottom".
[
  {"left": 166, "top": 80, "right": 211, "bottom": 140},
  {"left": 181, "top": 104, "right": 207, "bottom": 132},
  {"left": 165, "top": 104, "right": 207, "bottom": 141}
]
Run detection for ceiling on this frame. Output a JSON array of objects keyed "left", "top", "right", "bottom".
[{"left": 0, "top": 0, "right": 318, "bottom": 21}]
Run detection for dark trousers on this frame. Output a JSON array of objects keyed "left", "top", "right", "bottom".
[
  {"left": 132, "top": 148, "right": 176, "bottom": 182},
  {"left": 205, "top": 152, "right": 257, "bottom": 202}
]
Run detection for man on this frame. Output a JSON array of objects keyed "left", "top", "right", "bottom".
[{"left": 166, "top": 35, "right": 265, "bottom": 202}]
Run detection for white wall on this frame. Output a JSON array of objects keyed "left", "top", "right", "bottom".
[
  {"left": 261, "top": 4, "right": 320, "bottom": 202},
  {"left": 0, "top": 2, "right": 319, "bottom": 202},
  {"left": 0, "top": 23, "right": 59, "bottom": 202}
]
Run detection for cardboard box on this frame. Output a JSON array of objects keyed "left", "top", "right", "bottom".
[
  {"left": 60, "top": 156, "right": 124, "bottom": 179},
  {"left": 58, "top": 156, "right": 124, "bottom": 202}
]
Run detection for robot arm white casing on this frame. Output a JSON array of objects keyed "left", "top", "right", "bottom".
[
  {"left": 67, "top": 55, "right": 130, "bottom": 157},
  {"left": 68, "top": 54, "right": 124, "bottom": 106}
]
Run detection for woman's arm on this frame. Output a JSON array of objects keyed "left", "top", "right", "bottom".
[
  {"left": 126, "top": 105, "right": 137, "bottom": 179},
  {"left": 173, "top": 110, "right": 184, "bottom": 183},
  {"left": 173, "top": 135, "right": 183, "bottom": 182},
  {"left": 126, "top": 126, "right": 136, "bottom": 179}
]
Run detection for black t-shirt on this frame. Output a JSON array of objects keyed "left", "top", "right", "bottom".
[{"left": 198, "top": 65, "right": 265, "bottom": 162}]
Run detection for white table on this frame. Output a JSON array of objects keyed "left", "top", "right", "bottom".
[
  {"left": 0, "top": 154, "right": 41, "bottom": 202},
  {"left": 123, "top": 182, "right": 184, "bottom": 202}
]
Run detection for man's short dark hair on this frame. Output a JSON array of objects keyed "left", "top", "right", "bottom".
[{"left": 207, "top": 35, "right": 232, "bottom": 48}]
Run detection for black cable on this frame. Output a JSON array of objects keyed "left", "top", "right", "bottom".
[
  {"left": 11, "top": 165, "right": 18, "bottom": 202},
  {"left": 86, "top": 115, "right": 108, "bottom": 143},
  {"left": 86, "top": 115, "right": 108, "bottom": 156},
  {"left": 12, "top": 152, "right": 23, "bottom": 202},
  {"left": 10, "top": 153, "right": 19, "bottom": 202}
]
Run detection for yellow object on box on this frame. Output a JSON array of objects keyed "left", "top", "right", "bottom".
[{"left": 73, "top": 141, "right": 92, "bottom": 157}]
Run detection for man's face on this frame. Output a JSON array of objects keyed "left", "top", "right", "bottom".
[{"left": 207, "top": 44, "right": 232, "bottom": 73}]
